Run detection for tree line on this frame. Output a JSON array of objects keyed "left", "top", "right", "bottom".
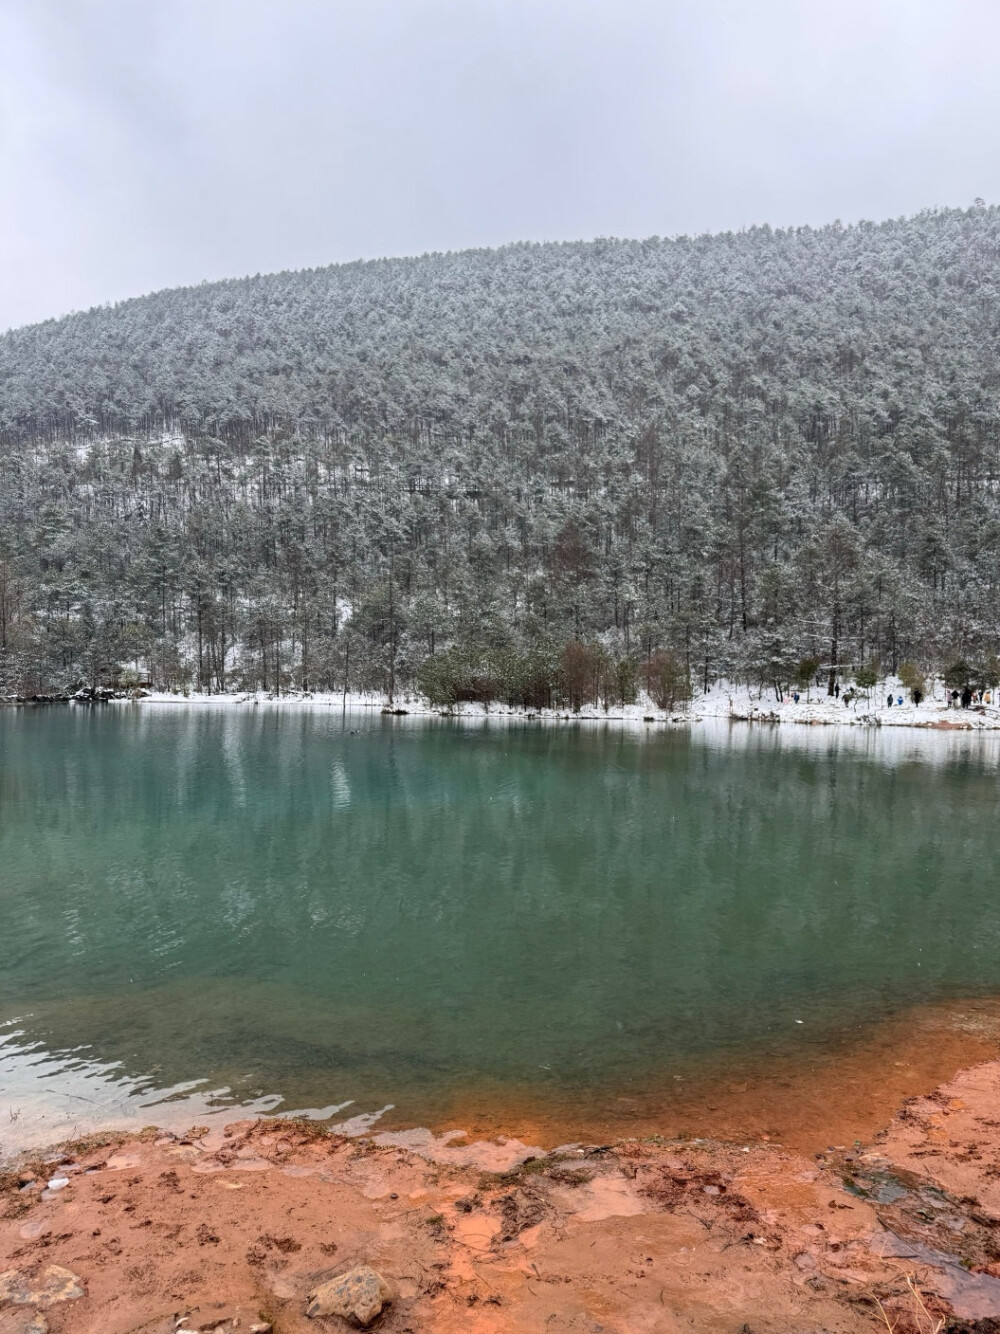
[{"left": 1, "top": 204, "right": 999, "bottom": 704}]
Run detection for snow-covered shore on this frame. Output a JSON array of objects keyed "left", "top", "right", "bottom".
[{"left": 129, "top": 680, "right": 1000, "bottom": 732}]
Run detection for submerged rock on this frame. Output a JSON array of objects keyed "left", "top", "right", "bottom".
[{"left": 306, "top": 1266, "right": 394, "bottom": 1326}]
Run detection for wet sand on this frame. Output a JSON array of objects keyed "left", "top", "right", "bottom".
[
  {"left": 8, "top": 995, "right": 1000, "bottom": 1165},
  {"left": 435, "top": 996, "right": 1000, "bottom": 1157}
]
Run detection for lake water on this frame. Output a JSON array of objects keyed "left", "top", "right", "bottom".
[{"left": 2, "top": 706, "right": 1000, "bottom": 1151}]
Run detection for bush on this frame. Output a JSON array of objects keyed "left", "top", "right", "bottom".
[
  {"left": 498, "top": 646, "right": 560, "bottom": 710},
  {"left": 796, "top": 657, "right": 820, "bottom": 690},
  {"left": 417, "top": 647, "right": 482, "bottom": 706},
  {"left": 944, "top": 659, "right": 972, "bottom": 690},
  {"left": 561, "top": 640, "right": 605, "bottom": 711},
  {"left": 644, "top": 651, "right": 692, "bottom": 711},
  {"left": 899, "top": 661, "right": 926, "bottom": 702},
  {"left": 614, "top": 656, "right": 638, "bottom": 707},
  {"left": 417, "top": 644, "right": 561, "bottom": 710}
]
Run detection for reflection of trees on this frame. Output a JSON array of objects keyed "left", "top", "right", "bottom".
[{"left": 3, "top": 713, "right": 1000, "bottom": 1104}]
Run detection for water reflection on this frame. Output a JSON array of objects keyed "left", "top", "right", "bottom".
[{"left": 2, "top": 706, "right": 1000, "bottom": 1151}]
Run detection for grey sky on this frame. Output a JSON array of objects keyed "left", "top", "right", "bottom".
[{"left": 1, "top": 0, "right": 998, "bottom": 331}]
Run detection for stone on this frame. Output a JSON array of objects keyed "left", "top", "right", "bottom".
[
  {"left": 173, "top": 1303, "right": 245, "bottom": 1331},
  {"left": 138, "top": 1305, "right": 263, "bottom": 1334},
  {"left": 0, "top": 1265, "right": 85, "bottom": 1309},
  {"left": 306, "top": 1267, "right": 394, "bottom": 1326},
  {"left": 122, "top": 1310, "right": 261, "bottom": 1334},
  {"left": 0, "top": 1311, "right": 49, "bottom": 1334}
]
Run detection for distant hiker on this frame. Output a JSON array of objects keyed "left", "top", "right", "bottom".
[
  {"left": 834, "top": 682, "right": 840, "bottom": 698},
  {"left": 950, "top": 690, "right": 960, "bottom": 706},
  {"left": 887, "top": 693, "right": 893, "bottom": 707},
  {"left": 913, "top": 688, "right": 923, "bottom": 706},
  {"left": 961, "top": 686, "right": 973, "bottom": 709},
  {"left": 793, "top": 691, "right": 800, "bottom": 703}
]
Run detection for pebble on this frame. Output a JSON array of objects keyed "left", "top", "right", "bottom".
[{"left": 17, "top": 1220, "right": 52, "bottom": 1242}]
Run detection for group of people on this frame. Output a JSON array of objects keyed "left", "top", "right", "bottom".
[
  {"left": 781, "top": 683, "right": 994, "bottom": 709},
  {"left": 949, "top": 687, "right": 991, "bottom": 709},
  {"left": 786, "top": 684, "right": 916, "bottom": 707}
]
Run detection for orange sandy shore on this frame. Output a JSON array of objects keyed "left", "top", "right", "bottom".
[{"left": 5, "top": 1000, "right": 1000, "bottom": 1332}]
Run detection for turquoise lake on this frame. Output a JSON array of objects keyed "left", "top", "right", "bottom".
[{"left": 2, "top": 706, "right": 1000, "bottom": 1148}]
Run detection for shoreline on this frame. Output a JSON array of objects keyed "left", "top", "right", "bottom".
[
  {"left": 11, "top": 683, "right": 1000, "bottom": 734},
  {"left": 7, "top": 1032, "right": 1000, "bottom": 1330},
  {"left": 143, "top": 689, "right": 1000, "bottom": 733},
  {"left": 6, "top": 997, "right": 1000, "bottom": 1168}
]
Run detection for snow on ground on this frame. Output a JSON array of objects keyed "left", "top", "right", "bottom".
[{"left": 131, "top": 680, "right": 1000, "bottom": 732}]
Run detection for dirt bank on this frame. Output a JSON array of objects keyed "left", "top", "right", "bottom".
[{"left": 8, "top": 1055, "right": 1000, "bottom": 1333}]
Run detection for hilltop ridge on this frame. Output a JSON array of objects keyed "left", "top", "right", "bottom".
[{"left": 1, "top": 205, "right": 999, "bottom": 699}]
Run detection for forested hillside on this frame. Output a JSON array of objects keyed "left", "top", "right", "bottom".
[{"left": 1, "top": 204, "right": 999, "bottom": 703}]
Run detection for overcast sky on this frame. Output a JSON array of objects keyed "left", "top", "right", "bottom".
[{"left": 1, "top": 0, "right": 998, "bottom": 331}]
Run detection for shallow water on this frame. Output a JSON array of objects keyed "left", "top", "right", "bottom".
[{"left": 2, "top": 705, "right": 1000, "bottom": 1150}]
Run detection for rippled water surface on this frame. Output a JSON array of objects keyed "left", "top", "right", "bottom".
[{"left": 2, "top": 706, "right": 1000, "bottom": 1147}]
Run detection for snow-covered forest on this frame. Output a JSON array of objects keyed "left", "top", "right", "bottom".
[{"left": 1, "top": 204, "right": 999, "bottom": 704}]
